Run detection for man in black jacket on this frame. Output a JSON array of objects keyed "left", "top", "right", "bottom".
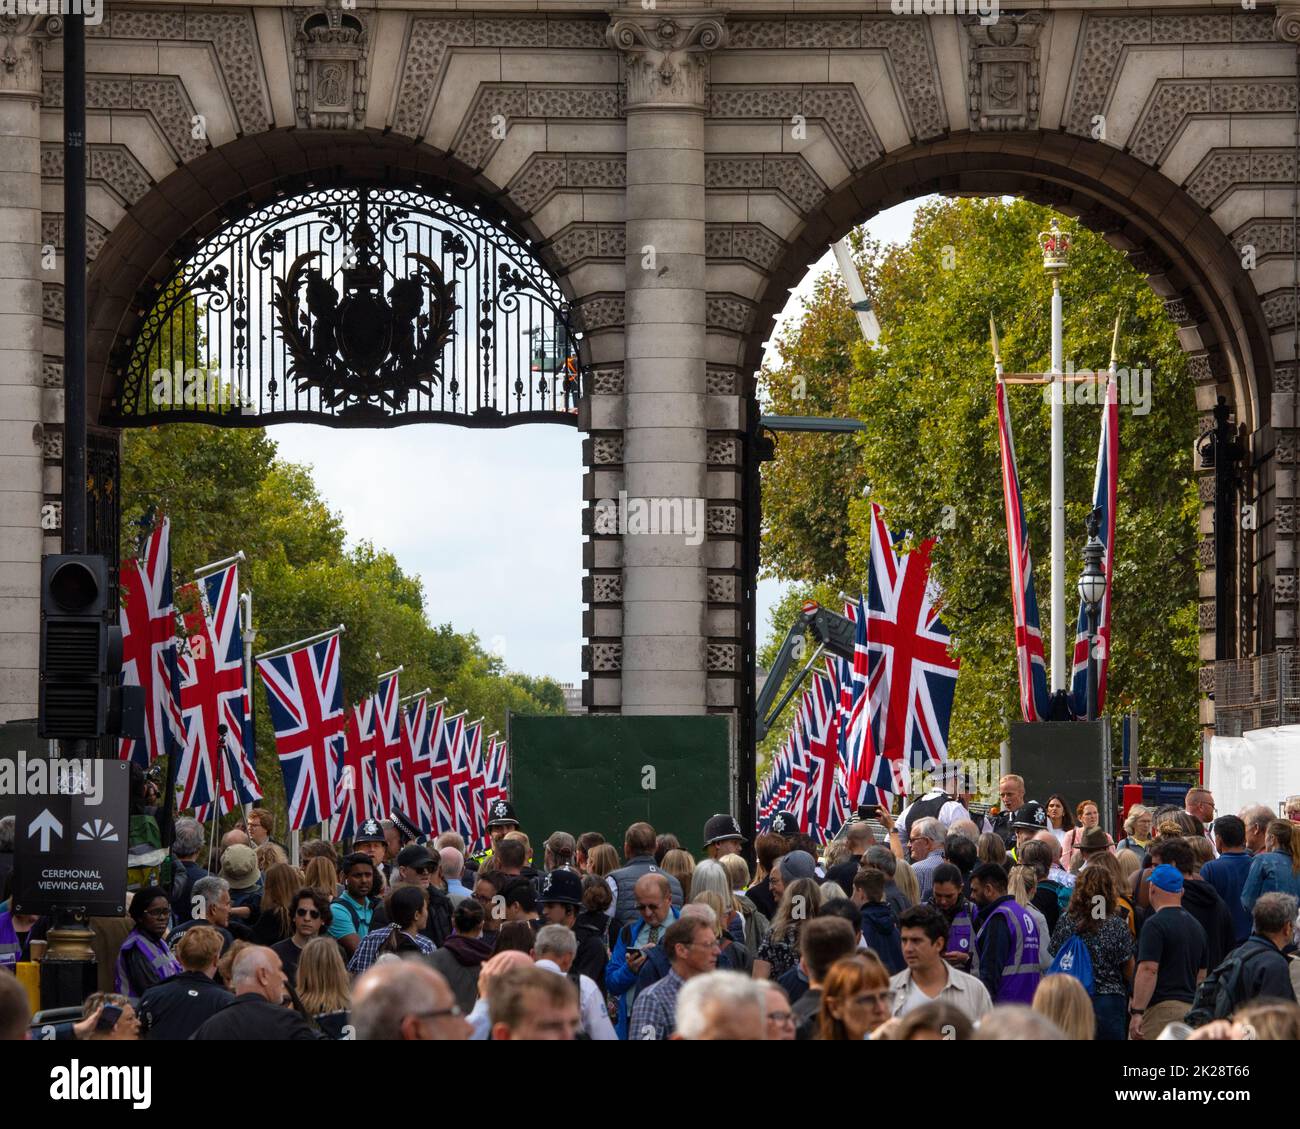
[
  {"left": 1157, "top": 837, "right": 1236, "bottom": 970},
  {"left": 139, "top": 925, "right": 233, "bottom": 1040},
  {"left": 191, "top": 945, "right": 324, "bottom": 1040},
  {"left": 1223, "top": 892, "right": 1299, "bottom": 1007}
]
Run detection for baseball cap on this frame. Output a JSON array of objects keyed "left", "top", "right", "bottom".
[{"left": 1149, "top": 864, "right": 1184, "bottom": 893}]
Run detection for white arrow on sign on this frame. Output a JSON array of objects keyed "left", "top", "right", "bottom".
[{"left": 28, "top": 809, "right": 63, "bottom": 852}]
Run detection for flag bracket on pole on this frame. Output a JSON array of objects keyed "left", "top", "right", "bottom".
[{"left": 255, "top": 624, "right": 345, "bottom": 663}]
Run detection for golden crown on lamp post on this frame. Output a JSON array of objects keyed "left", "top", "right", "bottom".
[{"left": 1038, "top": 218, "right": 1072, "bottom": 274}]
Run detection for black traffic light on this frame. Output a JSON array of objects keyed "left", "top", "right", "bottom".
[{"left": 38, "top": 553, "right": 137, "bottom": 739}]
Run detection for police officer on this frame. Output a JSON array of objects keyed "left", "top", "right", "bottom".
[
  {"left": 539, "top": 867, "right": 607, "bottom": 988},
  {"left": 484, "top": 800, "right": 521, "bottom": 863},
  {"left": 354, "top": 819, "right": 390, "bottom": 897},
  {"left": 1008, "top": 801, "right": 1049, "bottom": 866},
  {"left": 769, "top": 812, "right": 800, "bottom": 839},
  {"left": 989, "top": 774, "right": 1027, "bottom": 849},
  {"left": 703, "top": 814, "right": 746, "bottom": 861}
]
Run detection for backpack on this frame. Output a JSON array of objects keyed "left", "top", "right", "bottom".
[
  {"left": 1184, "top": 942, "right": 1273, "bottom": 1028},
  {"left": 1048, "top": 933, "right": 1094, "bottom": 995}
]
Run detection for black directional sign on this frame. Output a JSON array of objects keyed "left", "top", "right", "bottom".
[{"left": 12, "top": 758, "right": 129, "bottom": 916}]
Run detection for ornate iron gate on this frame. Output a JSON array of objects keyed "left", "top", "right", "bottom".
[{"left": 105, "top": 185, "right": 584, "bottom": 430}]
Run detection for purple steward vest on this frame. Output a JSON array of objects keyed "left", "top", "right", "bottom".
[
  {"left": 114, "top": 929, "right": 182, "bottom": 1004},
  {"left": 946, "top": 904, "right": 978, "bottom": 960},
  {"left": 976, "top": 900, "right": 1041, "bottom": 1004},
  {"left": 0, "top": 911, "right": 19, "bottom": 968}
]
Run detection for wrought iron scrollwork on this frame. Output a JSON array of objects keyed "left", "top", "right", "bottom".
[{"left": 107, "top": 185, "right": 584, "bottom": 428}]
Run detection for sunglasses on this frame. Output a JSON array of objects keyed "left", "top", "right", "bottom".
[{"left": 295, "top": 908, "right": 321, "bottom": 919}]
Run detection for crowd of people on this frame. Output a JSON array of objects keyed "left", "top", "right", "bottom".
[{"left": 3, "top": 775, "right": 1300, "bottom": 1041}]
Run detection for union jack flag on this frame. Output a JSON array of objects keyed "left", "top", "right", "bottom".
[
  {"left": 788, "top": 698, "right": 813, "bottom": 834},
  {"left": 428, "top": 711, "right": 463, "bottom": 836},
  {"left": 811, "top": 664, "right": 849, "bottom": 839},
  {"left": 448, "top": 714, "right": 475, "bottom": 842},
  {"left": 373, "top": 672, "right": 403, "bottom": 818},
  {"left": 256, "top": 635, "right": 345, "bottom": 831},
  {"left": 332, "top": 695, "right": 377, "bottom": 843},
  {"left": 117, "top": 517, "right": 183, "bottom": 768},
  {"left": 415, "top": 699, "right": 448, "bottom": 835},
  {"left": 465, "top": 719, "right": 487, "bottom": 850},
  {"left": 192, "top": 566, "right": 260, "bottom": 819},
  {"left": 483, "top": 734, "right": 508, "bottom": 814},
  {"left": 863, "top": 504, "right": 960, "bottom": 795},
  {"left": 843, "top": 595, "right": 888, "bottom": 810},
  {"left": 1070, "top": 374, "right": 1119, "bottom": 718},
  {"left": 996, "top": 381, "right": 1052, "bottom": 722},
  {"left": 400, "top": 696, "right": 433, "bottom": 834}
]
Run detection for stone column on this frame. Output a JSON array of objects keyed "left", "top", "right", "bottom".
[
  {"left": 0, "top": 16, "right": 47, "bottom": 723},
  {"left": 606, "top": 11, "right": 725, "bottom": 714}
]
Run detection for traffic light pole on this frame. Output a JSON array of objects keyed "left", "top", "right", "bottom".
[
  {"left": 62, "top": 14, "right": 86, "bottom": 558},
  {"left": 42, "top": 14, "right": 98, "bottom": 1010}
]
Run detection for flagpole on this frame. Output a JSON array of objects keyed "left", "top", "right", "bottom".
[
  {"left": 377, "top": 665, "right": 404, "bottom": 684},
  {"left": 254, "top": 624, "right": 345, "bottom": 662},
  {"left": 399, "top": 688, "right": 432, "bottom": 705},
  {"left": 240, "top": 591, "right": 255, "bottom": 827},
  {"left": 1042, "top": 221, "right": 1070, "bottom": 701},
  {"left": 194, "top": 550, "right": 245, "bottom": 579}
]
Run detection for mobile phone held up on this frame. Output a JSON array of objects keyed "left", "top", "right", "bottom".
[{"left": 96, "top": 1004, "right": 123, "bottom": 1032}]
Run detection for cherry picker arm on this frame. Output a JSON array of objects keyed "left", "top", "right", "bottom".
[{"left": 755, "top": 599, "right": 858, "bottom": 741}]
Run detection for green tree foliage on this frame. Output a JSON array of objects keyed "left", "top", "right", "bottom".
[
  {"left": 120, "top": 423, "right": 566, "bottom": 836},
  {"left": 759, "top": 199, "right": 1197, "bottom": 775}
]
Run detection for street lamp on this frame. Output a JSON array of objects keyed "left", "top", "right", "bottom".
[{"left": 1077, "top": 507, "right": 1106, "bottom": 721}]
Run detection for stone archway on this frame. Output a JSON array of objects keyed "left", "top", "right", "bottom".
[{"left": 735, "top": 133, "right": 1275, "bottom": 731}]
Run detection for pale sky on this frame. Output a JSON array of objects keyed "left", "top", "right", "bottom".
[{"left": 270, "top": 198, "right": 930, "bottom": 686}]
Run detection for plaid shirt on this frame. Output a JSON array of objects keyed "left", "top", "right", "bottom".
[
  {"left": 628, "top": 969, "right": 684, "bottom": 1041},
  {"left": 346, "top": 926, "right": 435, "bottom": 975}
]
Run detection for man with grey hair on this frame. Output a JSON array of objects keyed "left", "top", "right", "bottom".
[
  {"left": 170, "top": 816, "right": 208, "bottom": 922},
  {"left": 1216, "top": 891, "right": 1299, "bottom": 1008},
  {"left": 193, "top": 946, "right": 323, "bottom": 1039},
  {"left": 532, "top": 924, "right": 616, "bottom": 1039},
  {"left": 440, "top": 847, "right": 471, "bottom": 905},
  {"left": 907, "top": 817, "right": 947, "bottom": 901},
  {"left": 352, "top": 960, "right": 469, "bottom": 1040},
  {"left": 1241, "top": 804, "right": 1274, "bottom": 855},
  {"left": 168, "top": 875, "right": 242, "bottom": 950},
  {"left": 673, "top": 970, "right": 766, "bottom": 1040}
]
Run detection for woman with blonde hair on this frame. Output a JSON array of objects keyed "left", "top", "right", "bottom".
[
  {"left": 295, "top": 935, "right": 351, "bottom": 1039},
  {"left": 586, "top": 842, "right": 619, "bottom": 878},
  {"left": 302, "top": 855, "right": 339, "bottom": 897},
  {"left": 256, "top": 841, "right": 289, "bottom": 873},
  {"left": 715, "top": 853, "right": 771, "bottom": 961},
  {"left": 817, "top": 953, "right": 893, "bottom": 1041},
  {"left": 754, "top": 877, "right": 823, "bottom": 981},
  {"left": 1115, "top": 805, "right": 1152, "bottom": 855},
  {"left": 893, "top": 859, "right": 920, "bottom": 908},
  {"left": 692, "top": 890, "right": 750, "bottom": 972},
  {"left": 660, "top": 848, "right": 696, "bottom": 903},
  {"left": 1007, "top": 865, "right": 1053, "bottom": 971},
  {"left": 251, "top": 862, "right": 305, "bottom": 945},
  {"left": 1032, "top": 973, "right": 1096, "bottom": 1040},
  {"left": 977, "top": 832, "right": 1006, "bottom": 867}
]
